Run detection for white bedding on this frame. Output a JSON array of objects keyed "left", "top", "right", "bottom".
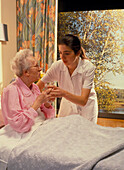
[
  {"left": 0, "top": 115, "right": 124, "bottom": 170},
  {"left": 0, "top": 112, "right": 46, "bottom": 170}
]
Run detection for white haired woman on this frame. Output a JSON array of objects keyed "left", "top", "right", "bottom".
[{"left": 1, "top": 49, "right": 55, "bottom": 133}]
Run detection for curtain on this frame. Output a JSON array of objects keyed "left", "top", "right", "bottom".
[{"left": 16, "top": 0, "right": 56, "bottom": 72}]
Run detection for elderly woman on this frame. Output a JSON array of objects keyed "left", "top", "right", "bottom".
[{"left": 1, "top": 49, "right": 55, "bottom": 133}]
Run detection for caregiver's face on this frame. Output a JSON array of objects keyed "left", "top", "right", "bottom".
[{"left": 59, "top": 45, "right": 77, "bottom": 67}]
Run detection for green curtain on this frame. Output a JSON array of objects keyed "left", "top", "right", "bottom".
[{"left": 16, "top": 0, "right": 56, "bottom": 72}]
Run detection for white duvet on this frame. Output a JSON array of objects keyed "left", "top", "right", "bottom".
[
  {"left": 0, "top": 111, "right": 46, "bottom": 170},
  {"left": 0, "top": 115, "right": 124, "bottom": 170}
]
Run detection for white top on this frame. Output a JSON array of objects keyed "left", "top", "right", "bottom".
[{"left": 41, "top": 58, "right": 98, "bottom": 123}]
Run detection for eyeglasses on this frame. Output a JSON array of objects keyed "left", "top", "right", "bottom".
[{"left": 29, "top": 63, "right": 41, "bottom": 69}]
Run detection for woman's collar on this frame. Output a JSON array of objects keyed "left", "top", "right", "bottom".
[{"left": 16, "top": 77, "right": 33, "bottom": 96}]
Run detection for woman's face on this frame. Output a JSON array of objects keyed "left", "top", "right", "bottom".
[
  {"left": 27, "top": 57, "right": 41, "bottom": 82},
  {"left": 59, "top": 45, "right": 79, "bottom": 68}
]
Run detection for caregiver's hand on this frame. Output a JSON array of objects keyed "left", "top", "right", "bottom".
[
  {"left": 47, "top": 85, "right": 66, "bottom": 98},
  {"left": 32, "top": 89, "right": 53, "bottom": 111},
  {"left": 48, "top": 85, "right": 90, "bottom": 107}
]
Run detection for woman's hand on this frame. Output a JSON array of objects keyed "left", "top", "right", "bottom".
[
  {"left": 32, "top": 88, "right": 53, "bottom": 111},
  {"left": 47, "top": 85, "right": 66, "bottom": 98},
  {"left": 48, "top": 85, "right": 91, "bottom": 106}
]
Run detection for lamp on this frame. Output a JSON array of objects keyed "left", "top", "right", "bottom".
[{"left": 0, "top": 23, "right": 8, "bottom": 41}]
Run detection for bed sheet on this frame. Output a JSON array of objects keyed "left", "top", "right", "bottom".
[{"left": 1, "top": 115, "right": 123, "bottom": 170}]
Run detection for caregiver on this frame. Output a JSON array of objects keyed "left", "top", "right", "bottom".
[{"left": 37, "top": 34, "right": 98, "bottom": 123}]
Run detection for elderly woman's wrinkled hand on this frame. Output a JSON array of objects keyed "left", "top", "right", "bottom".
[{"left": 32, "top": 89, "right": 53, "bottom": 111}]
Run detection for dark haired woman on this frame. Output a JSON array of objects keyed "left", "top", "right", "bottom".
[{"left": 37, "top": 34, "right": 98, "bottom": 123}]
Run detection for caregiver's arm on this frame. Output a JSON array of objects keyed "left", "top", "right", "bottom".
[
  {"left": 37, "top": 61, "right": 60, "bottom": 92},
  {"left": 64, "top": 88, "right": 91, "bottom": 106},
  {"left": 49, "top": 61, "right": 95, "bottom": 106},
  {"left": 37, "top": 80, "right": 45, "bottom": 92},
  {"left": 49, "top": 86, "right": 91, "bottom": 106}
]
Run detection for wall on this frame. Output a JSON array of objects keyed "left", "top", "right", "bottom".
[
  {"left": 0, "top": 0, "right": 16, "bottom": 94},
  {"left": 0, "top": 0, "right": 2, "bottom": 93}
]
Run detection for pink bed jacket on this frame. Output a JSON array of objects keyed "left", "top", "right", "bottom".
[{"left": 1, "top": 77, "right": 55, "bottom": 132}]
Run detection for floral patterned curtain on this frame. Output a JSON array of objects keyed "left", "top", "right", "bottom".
[{"left": 16, "top": 0, "right": 56, "bottom": 72}]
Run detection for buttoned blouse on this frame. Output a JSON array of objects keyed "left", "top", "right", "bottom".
[
  {"left": 1, "top": 77, "right": 55, "bottom": 132},
  {"left": 41, "top": 58, "right": 98, "bottom": 123}
]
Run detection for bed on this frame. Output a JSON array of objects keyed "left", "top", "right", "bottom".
[{"left": 0, "top": 114, "right": 124, "bottom": 170}]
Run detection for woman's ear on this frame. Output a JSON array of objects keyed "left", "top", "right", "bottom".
[
  {"left": 76, "top": 50, "right": 81, "bottom": 56},
  {"left": 23, "top": 69, "right": 30, "bottom": 77}
]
